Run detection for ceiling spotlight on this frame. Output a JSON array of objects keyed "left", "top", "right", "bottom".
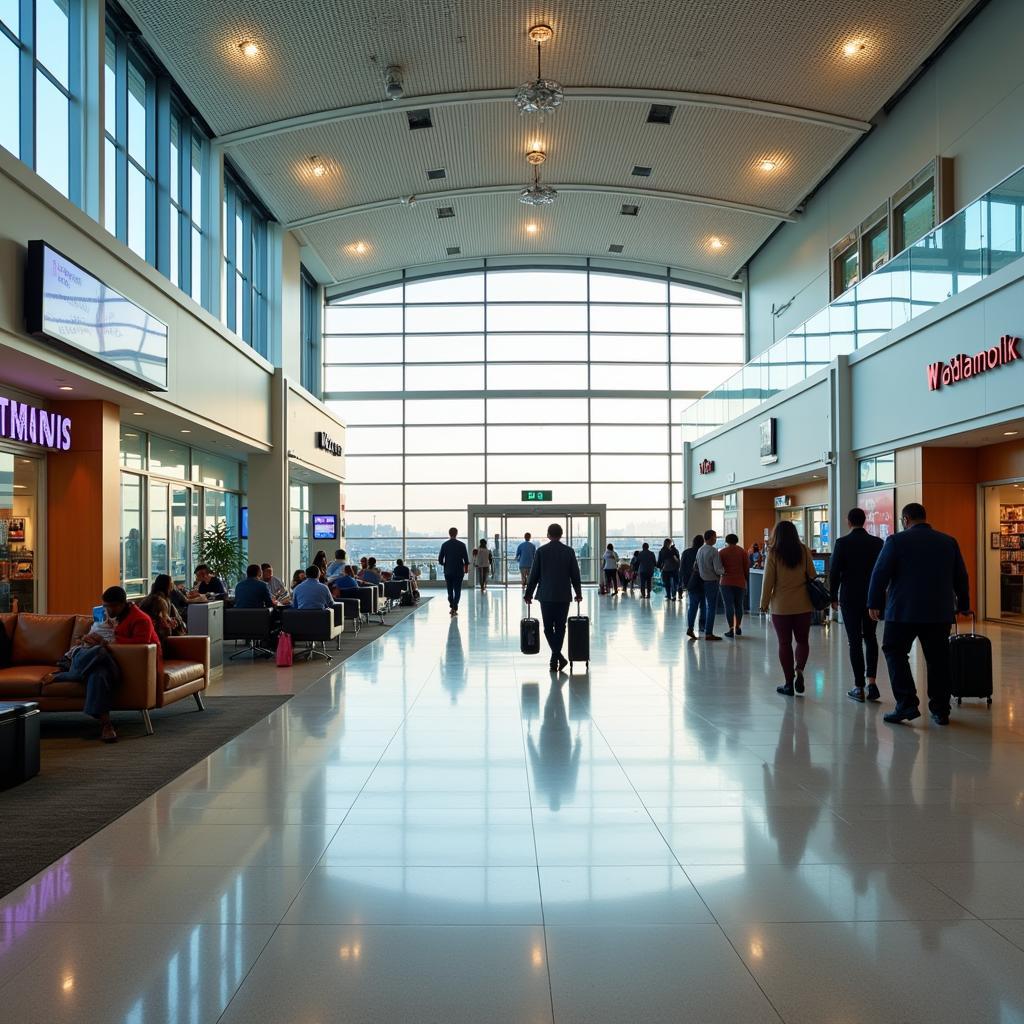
[
  {"left": 309, "top": 156, "right": 327, "bottom": 178},
  {"left": 238, "top": 39, "right": 260, "bottom": 58},
  {"left": 1004, "top": 430, "right": 1019, "bottom": 436},
  {"left": 514, "top": 25, "right": 563, "bottom": 117},
  {"left": 400, "top": 195, "right": 418, "bottom": 206},
  {"left": 758, "top": 159, "right": 777, "bottom": 172},
  {"left": 384, "top": 65, "right": 404, "bottom": 101},
  {"left": 58, "top": 385, "right": 74, "bottom": 391},
  {"left": 526, "top": 148, "right": 546, "bottom": 165},
  {"left": 525, "top": 223, "right": 539, "bottom": 234},
  {"left": 842, "top": 39, "right": 866, "bottom": 57},
  {"left": 709, "top": 236, "right": 724, "bottom": 250},
  {"left": 132, "top": 411, "right": 144, "bottom": 416},
  {"left": 348, "top": 241, "right": 369, "bottom": 255},
  {"left": 180, "top": 429, "right": 191, "bottom": 434}
]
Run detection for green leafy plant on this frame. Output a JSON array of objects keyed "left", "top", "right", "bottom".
[{"left": 194, "top": 521, "right": 247, "bottom": 587}]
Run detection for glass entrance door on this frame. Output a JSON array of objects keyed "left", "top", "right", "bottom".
[{"left": 468, "top": 505, "right": 606, "bottom": 587}]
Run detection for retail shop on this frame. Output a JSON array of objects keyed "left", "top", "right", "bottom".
[{"left": 685, "top": 229, "right": 1024, "bottom": 625}]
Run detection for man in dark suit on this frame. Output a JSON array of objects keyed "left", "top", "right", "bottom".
[
  {"left": 830, "top": 508, "right": 885, "bottom": 703},
  {"left": 525, "top": 523, "right": 583, "bottom": 672},
  {"left": 867, "top": 502, "right": 971, "bottom": 726},
  {"left": 438, "top": 527, "right": 470, "bottom": 616}
]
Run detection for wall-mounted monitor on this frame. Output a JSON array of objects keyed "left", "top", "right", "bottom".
[
  {"left": 240, "top": 506, "right": 249, "bottom": 540},
  {"left": 313, "top": 514, "right": 337, "bottom": 540},
  {"left": 24, "top": 241, "right": 169, "bottom": 391}
]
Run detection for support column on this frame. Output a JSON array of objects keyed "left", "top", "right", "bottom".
[
  {"left": 830, "top": 353, "right": 857, "bottom": 545},
  {"left": 47, "top": 400, "right": 120, "bottom": 614},
  {"left": 247, "top": 373, "right": 288, "bottom": 576},
  {"left": 310, "top": 482, "right": 343, "bottom": 556},
  {"left": 682, "top": 441, "right": 712, "bottom": 540}
]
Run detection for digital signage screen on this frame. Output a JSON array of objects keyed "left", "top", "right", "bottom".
[
  {"left": 313, "top": 514, "right": 337, "bottom": 540},
  {"left": 25, "top": 241, "right": 169, "bottom": 391}
]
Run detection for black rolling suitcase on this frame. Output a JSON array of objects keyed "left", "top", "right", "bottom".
[
  {"left": 567, "top": 602, "right": 590, "bottom": 670},
  {"left": 520, "top": 605, "right": 540, "bottom": 655},
  {"left": 949, "top": 614, "right": 993, "bottom": 706}
]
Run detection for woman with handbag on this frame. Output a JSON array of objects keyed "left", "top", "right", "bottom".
[{"left": 759, "top": 520, "right": 816, "bottom": 696}]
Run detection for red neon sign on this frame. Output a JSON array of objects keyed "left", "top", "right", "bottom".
[{"left": 927, "top": 335, "right": 1020, "bottom": 390}]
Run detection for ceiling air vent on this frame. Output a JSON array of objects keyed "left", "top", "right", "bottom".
[
  {"left": 437, "top": 206, "right": 455, "bottom": 219},
  {"left": 647, "top": 104, "right": 675, "bottom": 125},
  {"left": 631, "top": 165, "right": 652, "bottom": 177},
  {"left": 426, "top": 168, "right": 447, "bottom": 180},
  {"left": 407, "top": 108, "right": 433, "bottom": 130},
  {"left": 608, "top": 244, "right": 624, "bottom": 253},
  {"left": 620, "top": 204, "right": 639, "bottom": 216},
  {"left": 446, "top": 246, "right": 461, "bottom": 256}
]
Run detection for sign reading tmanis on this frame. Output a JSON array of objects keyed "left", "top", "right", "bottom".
[{"left": 0, "top": 397, "right": 71, "bottom": 450}]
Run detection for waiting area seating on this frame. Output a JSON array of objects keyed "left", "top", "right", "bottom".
[{"left": 0, "top": 612, "right": 209, "bottom": 734}]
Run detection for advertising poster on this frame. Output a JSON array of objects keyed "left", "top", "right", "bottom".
[{"left": 857, "top": 490, "right": 895, "bottom": 539}]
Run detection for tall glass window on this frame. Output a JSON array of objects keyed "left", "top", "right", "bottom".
[
  {"left": 223, "top": 171, "right": 270, "bottom": 356},
  {"left": 1, "top": 0, "right": 79, "bottom": 200},
  {"left": 324, "top": 264, "right": 743, "bottom": 562},
  {"left": 300, "top": 266, "right": 321, "bottom": 395}
]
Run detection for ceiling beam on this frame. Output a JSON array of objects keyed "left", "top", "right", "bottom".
[
  {"left": 215, "top": 87, "right": 871, "bottom": 150},
  {"left": 285, "top": 183, "right": 797, "bottom": 230}
]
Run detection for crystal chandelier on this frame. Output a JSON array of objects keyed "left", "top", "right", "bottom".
[
  {"left": 519, "top": 166, "right": 558, "bottom": 206},
  {"left": 513, "top": 25, "right": 563, "bottom": 117}
]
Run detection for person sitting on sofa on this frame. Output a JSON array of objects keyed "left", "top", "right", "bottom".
[
  {"left": 233, "top": 564, "right": 275, "bottom": 609},
  {"left": 58, "top": 586, "right": 161, "bottom": 744},
  {"left": 145, "top": 575, "right": 188, "bottom": 635},
  {"left": 139, "top": 591, "right": 184, "bottom": 653}
]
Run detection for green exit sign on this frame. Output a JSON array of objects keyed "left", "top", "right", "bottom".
[{"left": 522, "top": 490, "right": 553, "bottom": 502}]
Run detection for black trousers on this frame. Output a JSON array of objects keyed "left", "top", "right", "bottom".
[
  {"left": 840, "top": 601, "right": 879, "bottom": 687},
  {"left": 881, "top": 620, "right": 952, "bottom": 714},
  {"left": 445, "top": 573, "right": 465, "bottom": 609},
  {"left": 540, "top": 601, "right": 570, "bottom": 659}
]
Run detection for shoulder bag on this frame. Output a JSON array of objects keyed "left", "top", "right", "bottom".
[{"left": 805, "top": 553, "right": 831, "bottom": 612}]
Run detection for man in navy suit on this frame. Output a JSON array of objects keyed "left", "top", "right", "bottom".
[
  {"left": 525, "top": 523, "right": 583, "bottom": 672},
  {"left": 830, "top": 508, "right": 884, "bottom": 703},
  {"left": 438, "top": 527, "right": 471, "bottom": 616},
  {"left": 867, "top": 502, "right": 971, "bottom": 726}
]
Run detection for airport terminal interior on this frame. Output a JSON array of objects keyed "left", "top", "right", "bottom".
[{"left": 3, "top": 0, "right": 1024, "bottom": 1020}]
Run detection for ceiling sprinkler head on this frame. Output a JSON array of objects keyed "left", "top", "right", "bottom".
[{"left": 385, "top": 66, "right": 404, "bottom": 100}]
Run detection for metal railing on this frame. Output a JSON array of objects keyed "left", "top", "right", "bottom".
[{"left": 682, "top": 164, "right": 1024, "bottom": 441}]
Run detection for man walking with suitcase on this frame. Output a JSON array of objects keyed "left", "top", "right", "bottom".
[
  {"left": 525, "top": 523, "right": 583, "bottom": 672},
  {"left": 438, "top": 527, "right": 471, "bottom": 616},
  {"left": 830, "top": 508, "right": 884, "bottom": 703},
  {"left": 867, "top": 503, "right": 971, "bottom": 726}
]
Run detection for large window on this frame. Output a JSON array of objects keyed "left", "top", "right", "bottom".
[
  {"left": 324, "top": 264, "right": 743, "bottom": 564},
  {"left": 1, "top": 0, "right": 80, "bottom": 200},
  {"left": 300, "top": 266, "right": 321, "bottom": 395},
  {"left": 104, "top": 11, "right": 210, "bottom": 300},
  {"left": 223, "top": 171, "right": 270, "bottom": 356}
]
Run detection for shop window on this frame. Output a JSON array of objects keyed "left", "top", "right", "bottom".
[
  {"left": 193, "top": 448, "right": 240, "bottom": 490},
  {"left": 120, "top": 473, "right": 144, "bottom": 596},
  {"left": 809, "top": 506, "right": 830, "bottom": 552},
  {"left": 858, "top": 453, "right": 895, "bottom": 491},
  {"left": 149, "top": 435, "right": 189, "bottom": 479},
  {"left": 0, "top": 453, "right": 39, "bottom": 613},
  {"left": 120, "top": 426, "right": 147, "bottom": 469}
]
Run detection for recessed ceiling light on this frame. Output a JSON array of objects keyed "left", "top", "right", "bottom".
[
  {"left": 19, "top": 459, "right": 30, "bottom": 464},
  {"left": 132, "top": 411, "right": 144, "bottom": 416},
  {"left": 347, "top": 241, "right": 369, "bottom": 256},
  {"left": 13, "top": 484, "right": 26, "bottom": 489},
  {"left": 180, "top": 429, "right": 191, "bottom": 434},
  {"left": 1005, "top": 430, "right": 1019, "bottom": 436},
  {"left": 238, "top": 39, "right": 260, "bottom": 58},
  {"left": 525, "top": 223, "right": 538, "bottom": 234},
  {"left": 758, "top": 159, "right": 778, "bottom": 172},
  {"left": 123, "top": 433, "right": 137, "bottom": 438},
  {"left": 709, "top": 236, "right": 725, "bottom": 250},
  {"left": 58, "top": 385, "right": 73, "bottom": 391},
  {"left": 842, "top": 38, "right": 866, "bottom": 57},
  {"left": 309, "top": 156, "right": 327, "bottom": 178}
]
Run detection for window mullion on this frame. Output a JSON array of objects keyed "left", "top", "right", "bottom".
[
  {"left": 18, "top": 0, "right": 33, "bottom": 165},
  {"left": 114, "top": 36, "right": 127, "bottom": 241}
]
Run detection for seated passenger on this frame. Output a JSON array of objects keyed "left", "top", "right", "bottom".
[
  {"left": 147, "top": 574, "right": 188, "bottom": 633},
  {"left": 332, "top": 565, "right": 360, "bottom": 592},
  {"left": 361, "top": 557, "right": 383, "bottom": 585},
  {"left": 233, "top": 563, "right": 275, "bottom": 609},
  {"left": 261, "top": 563, "right": 291, "bottom": 604},
  {"left": 325, "top": 548, "right": 347, "bottom": 582},
  {"left": 291, "top": 565, "right": 335, "bottom": 610},
  {"left": 291, "top": 569, "right": 306, "bottom": 589},
  {"left": 191, "top": 564, "right": 227, "bottom": 600},
  {"left": 139, "top": 591, "right": 183, "bottom": 652}
]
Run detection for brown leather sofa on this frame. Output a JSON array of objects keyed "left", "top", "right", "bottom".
[{"left": 0, "top": 613, "right": 210, "bottom": 734}]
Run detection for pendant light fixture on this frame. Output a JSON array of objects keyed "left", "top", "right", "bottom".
[
  {"left": 519, "top": 149, "right": 557, "bottom": 206},
  {"left": 514, "top": 25, "right": 563, "bottom": 117}
]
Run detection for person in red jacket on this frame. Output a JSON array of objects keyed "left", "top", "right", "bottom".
[{"left": 78, "top": 585, "right": 161, "bottom": 742}]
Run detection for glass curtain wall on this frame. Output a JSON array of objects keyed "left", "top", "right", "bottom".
[{"left": 323, "top": 265, "right": 743, "bottom": 564}]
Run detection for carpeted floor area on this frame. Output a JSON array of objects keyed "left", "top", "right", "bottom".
[{"left": 0, "top": 695, "right": 289, "bottom": 898}]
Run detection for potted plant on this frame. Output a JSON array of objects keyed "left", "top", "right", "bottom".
[{"left": 194, "top": 521, "right": 247, "bottom": 588}]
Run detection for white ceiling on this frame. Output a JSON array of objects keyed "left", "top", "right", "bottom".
[{"left": 120, "top": 0, "right": 981, "bottom": 285}]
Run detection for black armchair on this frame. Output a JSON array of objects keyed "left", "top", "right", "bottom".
[
  {"left": 280, "top": 608, "right": 343, "bottom": 662},
  {"left": 223, "top": 607, "right": 274, "bottom": 659}
]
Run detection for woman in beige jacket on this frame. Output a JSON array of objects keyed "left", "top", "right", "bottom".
[{"left": 759, "top": 519, "right": 815, "bottom": 696}]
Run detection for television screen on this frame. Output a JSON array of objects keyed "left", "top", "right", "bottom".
[
  {"left": 313, "top": 514, "right": 337, "bottom": 540},
  {"left": 25, "top": 241, "right": 169, "bottom": 391},
  {"left": 813, "top": 558, "right": 826, "bottom": 575},
  {"left": 240, "top": 506, "right": 248, "bottom": 540}
]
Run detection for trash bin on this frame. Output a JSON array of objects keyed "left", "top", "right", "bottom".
[{"left": 0, "top": 701, "right": 40, "bottom": 788}]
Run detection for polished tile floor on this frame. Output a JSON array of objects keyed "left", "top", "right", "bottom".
[{"left": 3, "top": 590, "right": 1024, "bottom": 1022}]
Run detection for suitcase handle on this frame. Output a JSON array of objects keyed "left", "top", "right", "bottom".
[{"left": 951, "top": 611, "right": 976, "bottom": 636}]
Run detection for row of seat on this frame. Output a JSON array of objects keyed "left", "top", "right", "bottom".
[{"left": 224, "top": 581, "right": 411, "bottom": 663}]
